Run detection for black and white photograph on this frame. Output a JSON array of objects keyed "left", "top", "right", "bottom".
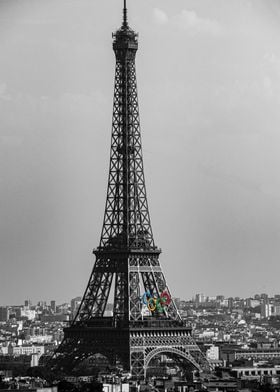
[{"left": 0, "top": 0, "right": 280, "bottom": 388}]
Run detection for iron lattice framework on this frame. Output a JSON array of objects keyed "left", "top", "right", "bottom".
[{"left": 49, "top": 1, "right": 208, "bottom": 379}]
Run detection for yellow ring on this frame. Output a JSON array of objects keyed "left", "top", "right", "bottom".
[{"left": 147, "top": 297, "right": 156, "bottom": 312}]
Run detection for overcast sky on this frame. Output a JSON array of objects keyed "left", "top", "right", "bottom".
[{"left": 1, "top": 0, "right": 280, "bottom": 305}]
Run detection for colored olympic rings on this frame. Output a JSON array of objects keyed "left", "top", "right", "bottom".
[
  {"left": 147, "top": 297, "right": 157, "bottom": 312},
  {"left": 160, "top": 290, "right": 171, "bottom": 306},
  {"left": 140, "top": 290, "right": 171, "bottom": 313}
]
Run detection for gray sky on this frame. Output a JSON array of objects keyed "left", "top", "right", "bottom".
[{"left": 1, "top": 0, "right": 280, "bottom": 305}]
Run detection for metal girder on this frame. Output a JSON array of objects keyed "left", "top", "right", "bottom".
[{"left": 100, "top": 52, "right": 154, "bottom": 251}]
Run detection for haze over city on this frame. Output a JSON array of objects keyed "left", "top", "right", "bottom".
[{"left": 1, "top": 0, "right": 280, "bottom": 305}]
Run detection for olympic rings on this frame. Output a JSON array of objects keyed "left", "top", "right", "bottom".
[
  {"left": 147, "top": 298, "right": 156, "bottom": 312},
  {"left": 141, "top": 290, "right": 152, "bottom": 305},
  {"left": 140, "top": 290, "right": 171, "bottom": 312},
  {"left": 160, "top": 290, "right": 171, "bottom": 306}
]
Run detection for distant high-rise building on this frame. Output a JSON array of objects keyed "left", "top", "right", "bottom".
[
  {"left": 261, "top": 302, "right": 272, "bottom": 318},
  {"left": 228, "top": 297, "right": 234, "bottom": 310},
  {"left": 9, "top": 306, "right": 21, "bottom": 319},
  {"left": 50, "top": 300, "right": 56, "bottom": 313},
  {"left": 37, "top": 301, "right": 47, "bottom": 309},
  {"left": 261, "top": 293, "right": 268, "bottom": 300},
  {"left": 24, "top": 299, "right": 31, "bottom": 308},
  {"left": 70, "top": 297, "right": 81, "bottom": 314},
  {"left": 273, "top": 304, "right": 280, "bottom": 316},
  {"left": 245, "top": 298, "right": 252, "bottom": 308},
  {"left": 0, "top": 307, "right": 9, "bottom": 322},
  {"left": 195, "top": 293, "right": 206, "bottom": 303}
]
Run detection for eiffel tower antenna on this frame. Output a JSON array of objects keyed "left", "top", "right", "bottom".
[{"left": 123, "top": 0, "right": 128, "bottom": 27}]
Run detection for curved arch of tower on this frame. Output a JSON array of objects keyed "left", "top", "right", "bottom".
[{"left": 145, "top": 347, "right": 201, "bottom": 374}]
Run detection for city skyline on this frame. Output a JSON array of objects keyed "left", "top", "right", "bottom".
[
  {"left": 1, "top": 0, "right": 280, "bottom": 305},
  {"left": 2, "top": 291, "right": 280, "bottom": 307}
]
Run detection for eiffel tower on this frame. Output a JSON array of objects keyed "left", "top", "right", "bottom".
[{"left": 50, "top": 1, "right": 207, "bottom": 379}]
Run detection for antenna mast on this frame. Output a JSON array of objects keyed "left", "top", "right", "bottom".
[{"left": 123, "top": 0, "right": 128, "bottom": 27}]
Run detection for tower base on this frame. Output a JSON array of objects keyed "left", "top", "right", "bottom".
[{"left": 50, "top": 317, "right": 207, "bottom": 379}]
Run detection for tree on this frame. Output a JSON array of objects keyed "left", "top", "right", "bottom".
[
  {"left": 80, "top": 380, "right": 103, "bottom": 392},
  {"left": 57, "top": 380, "right": 78, "bottom": 392}
]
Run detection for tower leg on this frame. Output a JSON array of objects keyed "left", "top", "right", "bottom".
[{"left": 130, "top": 351, "right": 145, "bottom": 379}]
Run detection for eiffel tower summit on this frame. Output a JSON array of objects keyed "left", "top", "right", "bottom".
[{"left": 49, "top": 1, "right": 208, "bottom": 379}]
